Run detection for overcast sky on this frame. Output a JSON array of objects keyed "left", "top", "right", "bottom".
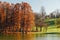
[{"left": 0, "top": 0, "right": 60, "bottom": 15}]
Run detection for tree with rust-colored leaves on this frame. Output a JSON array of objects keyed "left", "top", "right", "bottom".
[
  {"left": 20, "top": 2, "right": 34, "bottom": 34},
  {"left": 13, "top": 3, "right": 21, "bottom": 32}
]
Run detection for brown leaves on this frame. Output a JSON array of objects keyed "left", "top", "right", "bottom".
[{"left": 0, "top": 2, "right": 35, "bottom": 32}]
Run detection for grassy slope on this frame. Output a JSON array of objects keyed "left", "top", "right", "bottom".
[
  {"left": 32, "top": 18, "right": 60, "bottom": 33},
  {"left": 32, "top": 26, "right": 60, "bottom": 33}
]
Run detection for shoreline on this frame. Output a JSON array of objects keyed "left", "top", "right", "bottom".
[{"left": 1, "top": 32, "right": 60, "bottom": 34}]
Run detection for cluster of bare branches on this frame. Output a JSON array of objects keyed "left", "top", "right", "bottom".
[
  {"left": 0, "top": 1, "right": 34, "bottom": 33},
  {"left": 34, "top": 7, "right": 48, "bottom": 32}
]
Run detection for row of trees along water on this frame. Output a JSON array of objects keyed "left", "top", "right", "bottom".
[
  {"left": 0, "top": 1, "right": 60, "bottom": 34},
  {"left": 0, "top": 1, "right": 34, "bottom": 34}
]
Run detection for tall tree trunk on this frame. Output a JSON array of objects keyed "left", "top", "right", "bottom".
[
  {"left": 36, "top": 26, "right": 38, "bottom": 32},
  {"left": 25, "top": 27, "right": 29, "bottom": 34},
  {"left": 45, "top": 27, "right": 47, "bottom": 32},
  {"left": 22, "top": 27, "right": 24, "bottom": 34},
  {"left": 25, "top": 29, "right": 28, "bottom": 34},
  {"left": 40, "top": 27, "right": 42, "bottom": 32}
]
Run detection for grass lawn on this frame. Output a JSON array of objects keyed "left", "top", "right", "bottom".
[
  {"left": 31, "top": 18, "right": 60, "bottom": 33},
  {"left": 32, "top": 25, "right": 60, "bottom": 33}
]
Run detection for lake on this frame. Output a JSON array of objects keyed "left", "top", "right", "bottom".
[{"left": 0, "top": 33, "right": 60, "bottom": 40}]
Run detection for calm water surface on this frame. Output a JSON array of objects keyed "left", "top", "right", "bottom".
[{"left": 0, "top": 33, "right": 60, "bottom": 40}]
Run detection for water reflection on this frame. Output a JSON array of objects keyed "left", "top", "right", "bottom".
[
  {"left": 0, "top": 33, "right": 34, "bottom": 40},
  {"left": 34, "top": 34, "right": 47, "bottom": 40},
  {"left": 46, "top": 34, "right": 60, "bottom": 40},
  {"left": 20, "top": 33, "right": 34, "bottom": 40},
  {"left": 0, "top": 33, "right": 60, "bottom": 40},
  {"left": 34, "top": 34, "right": 60, "bottom": 40}
]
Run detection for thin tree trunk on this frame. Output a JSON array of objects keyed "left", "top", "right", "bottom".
[
  {"left": 40, "top": 27, "right": 42, "bottom": 32},
  {"left": 36, "top": 26, "right": 38, "bottom": 32},
  {"left": 22, "top": 27, "right": 24, "bottom": 34},
  {"left": 25, "top": 29, "right": 28, "bottom": 34},
  {"left": 45, "top": 27, "right": 47, "bottom": 32}
]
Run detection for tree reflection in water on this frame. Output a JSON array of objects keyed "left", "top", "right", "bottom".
[
  {"left": 0, "top": 33, "right": 34, "bottom": 40},
  {"left": 20, "top": 33, "right": 34, "bottom": 40},
  {"left": 34, "top": 34, "right": 47, "bottom": 40},
  {"left": 1, "top": 33, "right": 60, "bottom": 40}
]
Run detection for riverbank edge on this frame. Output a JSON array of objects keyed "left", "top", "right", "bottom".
[{"left": 1, "top": 32, "right": 60, "bottom": 34}]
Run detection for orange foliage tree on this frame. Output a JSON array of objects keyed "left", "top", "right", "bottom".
[
  {"left": 0, "top": 1, "right": 34, "bottom": 33},
  {"left": 20, "top": 2, "right": 34, "bottom": 34},
  {"left": 13, "top": 3, "right": 21, "bottom": 32}
]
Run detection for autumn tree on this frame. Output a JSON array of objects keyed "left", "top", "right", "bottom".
[
  {"left": 34, "top": 6, "right": 48, "bottom": 32},
  {"left": 0, "top": 2, "right": 7, "bottom": 32},
  {"left": 34, "top": 13, "right": 40, "bottom": 32},
  {"left": 20, "top": 2, "right": 34, "bottom": 34},
  {"left": 39, "top": 6, "right": 47, "bottom": 32},
  {"left": 13, "top": 3, "right": 21, "bottom": 32},
  {"left": 0, "top": 1, "right": 34, "bottom": 33},
  {"left": 0, "top": 1, "right": 2, "bottom": 32}
]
